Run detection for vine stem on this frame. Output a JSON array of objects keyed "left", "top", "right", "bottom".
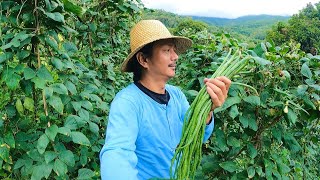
[
  {"left": 231, "top": 81, "right": 259, "bottom": 95},
  {"left": 34, "top": 0, "right": 49, "bottom": 125}
]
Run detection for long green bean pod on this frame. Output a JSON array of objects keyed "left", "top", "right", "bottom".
[{"left": 170, "top": 48, "right": 252, "bottom": 180}]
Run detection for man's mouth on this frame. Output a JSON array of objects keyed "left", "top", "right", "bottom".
[{"left": 168, "top": 64, "right": 176, "bottom": 68}]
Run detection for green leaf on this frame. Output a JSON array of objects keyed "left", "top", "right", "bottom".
[
  {"left": 228, "top": 105, "right": 239, "bottom": 119},
  {"left": 31, "top": 165, "right": 45, "bottom": 180},
  {"left": 65, "top": 81, "right": 77, "bottom": 95},
  {"left": 58, "top": 127, "right": 71, "bottom": 136},
  {"left": 23, "top": 97, "right": 34, "bottom": 112},
  {"left": 48, "top": 95, "right": 64, "bottom": 114},
  {"left": 51, "top": 57, "right": 64, "bottom": 70},
  {"left": 27, "top": 149, "right": 42, "bottom": 162},
  {"left": 303, "top": 96, "right": 316, "bottom": 110},
  {"left": 247, "top": 143, "right": 257, "bottom": 159},
  {"left": 271, "top": 127, "right": 282, "bottom": 142},
  {"left": 286, "top": 108, "right": 297, "bottom": 124},
  {"left": 79, "top": 108, "right": 89, "bottom": 122},
  {"left": 71, "top": 132, "right": 91, "bottom": 146},
  {"left": 227, "top": 136, "right": 240, "bottom": 148},
  {"left": 4, "top": 132, "right": 15, "bottom": 148},
  {"left": 220, "top": 161, "right": 237, "bottom": 173},
  {"left": 261, "top": 42, "right": 267, "bottom": 52},
  {"left": 309, "top": 84, "right": 320, "bottom": 91},
  {"left": 15, "top": 64, "right": 24, "bottom": 73},
  {"left": 246, "top": 166, "right": 255, "bottom": 178},
  {"left": 14, "top": 158, "right": 25, "bottom": 170},
  {"left": 4, "top": 72, "right": 20, "bottom": 89},
  {"left": 45, "top": 36, "right": 59, "bottom": 51},
  {"left": 63, "top": 42, "right": 78, "bottom": 55},
  {"left": 248, "top": 117, "right": 258, "bottom": 131},
  {"left": 81, "top": 100, "right": 93, "bottom": 111},
  {"left": 0, "top": 41, "right": 17, "bottom": 50},
  {"left": 214, "top": 96, "right": 241, "bottom": 113},
  {"left": 17, "top": 50, "right": 30, "bottom": 60},
  {"left": 45, "top": 124, "right": 59, "bottom": 141},
  {"left": 59, "top": 150, "right": 75, "bottom": 167},
  {"left": 264, "top": 159, "right": 273, "bottom": 179},
  {"left": 45, "top": 12, "right": 65, "bottom": 23},
  {"left": 256, "top": 166, "right": 263, "bottom": 176},
  {"left": 253, "top": 56, "right": 271, "bottom": 66},
  {"left": 37, "top": 134, "right": 49, "bottom": 154},
  {"left": 71, "top": 101, "right": 82, "bottom": 111},
  {"left": 77, "top": 168, "right": 95, "bottom": 180},
  {"left": 53, "top": 159, "right": 67, "bottom": 176},
  {"left": 215, "top": 129, "right": 228, "bottom": 151},
  {"left": 281, "top": 70, "right": 291, "bottom": 80},
  {"left": 33, "top": 163, "right": 53, "bottom": 179},
  {"left": 44, "top": 151, "right": 57, "bottom": 164},
  {"left": 62, "top": 0, "right": 84, "bottom": 17},
  {"left": 64, "top": 115, "right": 80, "bottom": 130},
  {"left": 278, "top": 162, "right": 290, "bottom": 174},
  {"left": 301, "top": 63, "right": 312, "bottom": 79},
  {"left": 37, "top": 66, "right": 53, "bottom": 82},
  {"left": 89, "top": 122, "right": 99, "bottom": 135},
  {"left": 24, "top": 67, "right": 36, "bottom": 80},
  {"left": 239, "top": 115, "right": 248, "bottom": 128},
  {"left": 51, "top": 83, "right": 68, "bottom": 95},
  {"left": 32, "top": 77, "right": 46, "bottom": 89},
  {"left": 269, "top": 101, "right": 283, "bottom": 107},
  {"left": 44, "top": 86, "right": 53, "bottom": 98},
  {"left": 0, "top": 52, "right": 13, "bottom": 63},
  {"left": 129, "top": 3, "right": 140, "bottom": 11},
  {"left": 0, "top": 144, "right": 12, "bottom": 163},
  {"left": 297, "top": 85, "right": 308, "bottom": 95},
  {"left": 243, "top": 96, "right": 260, "bottom": 106},
  {"left": 15, "top": 99, "right": 24, "bottom": 115},
  {"left": 283, "top": 133, "right": 301, "bottom": 152}
]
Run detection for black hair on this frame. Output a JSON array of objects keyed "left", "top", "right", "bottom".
[{"left": 130, "top": 42, "right": 154, "bottom": 82}]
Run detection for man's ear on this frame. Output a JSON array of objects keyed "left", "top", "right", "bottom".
[{"left": 136, "top": 52, "right": 149, "bottom": 69}]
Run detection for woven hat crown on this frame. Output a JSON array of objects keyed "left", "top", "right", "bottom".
[
  {"left": 130, "top": 20, "right": 173, "bottom": 52},
  {"left": 121, "top": 20, "right": 192, "bottom": 72}
]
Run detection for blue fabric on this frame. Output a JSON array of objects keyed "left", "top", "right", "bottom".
[{"left": 100, "top": 83, "right": 214, "bottom": 180}]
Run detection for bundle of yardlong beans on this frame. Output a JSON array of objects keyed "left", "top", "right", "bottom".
[{"left": 171, "top": 48, "right": 252, "bottom": 180}]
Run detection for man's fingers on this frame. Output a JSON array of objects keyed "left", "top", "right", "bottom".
[
  {"left": 206, "top": 85, "right": 221, "bottom": 109},
  {"left": 206, "top": 82, "right": 227, "bottom": 106},
  {"left": 207, "top": 79, "right": 228, "bottom": 99},
  {"left": 204, "top": 76, "right": 232, "bottom": 111},
  {"left": 216, "top": 76, "right": 232, "bottom": 91}
]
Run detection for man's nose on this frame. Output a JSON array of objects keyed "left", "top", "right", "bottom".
[{"left": 172, "top": 50, "right": 179, "bottom": 61}]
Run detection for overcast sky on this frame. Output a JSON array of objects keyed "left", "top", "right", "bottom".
[{"left": 141, "top": 0, "right": 319, "bottom": 18}]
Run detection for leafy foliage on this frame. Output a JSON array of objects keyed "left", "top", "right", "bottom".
[
  {"left": 0, "top": 0, "right": 141, "bottom": 178},
  {"left": 267, "top": 2, "right": 320, "bottom": 54},
  {"left": 171, "top": 28, "right": 320, "bottom": 179}
]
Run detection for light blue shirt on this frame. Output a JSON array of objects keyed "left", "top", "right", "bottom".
[{"left": 100, "top": 83, "right": 214, "bottom": 180}]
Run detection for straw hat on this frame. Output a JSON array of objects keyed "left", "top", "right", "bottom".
[{"left": 121, "top": 20, "right": 192, "bottom": 72}]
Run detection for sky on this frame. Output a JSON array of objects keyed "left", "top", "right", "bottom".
[{"left": 141, "top": 0, "right": 319, "bottom": 18}]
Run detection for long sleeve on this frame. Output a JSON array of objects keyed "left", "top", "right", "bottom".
[
  {"left": 99, "top": 96, "right": 140, "bottom": 180},
  {"left": 203, "top": 115, "right": 214, "bottom": 142}
]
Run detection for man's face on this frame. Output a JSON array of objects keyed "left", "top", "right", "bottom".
[{"left": 146, "top": 39, "right": 179, "bottom": 80}]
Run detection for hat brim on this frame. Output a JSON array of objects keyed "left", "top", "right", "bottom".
[{"left": 121, "top": 36, "right": 192, "bottom": 72}]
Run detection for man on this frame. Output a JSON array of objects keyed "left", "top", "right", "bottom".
[{"left": 100, "top": 20, "right": 231, "bottom": 180}]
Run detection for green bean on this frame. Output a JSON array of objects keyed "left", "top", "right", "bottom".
[{"left": 171, "top": 48, "right": 251, "bottom": 180}]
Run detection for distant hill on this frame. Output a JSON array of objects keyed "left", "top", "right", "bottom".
[
  {"left": 142, "top": 9, "right": 290, "bottom": 41},
  {"left": 192, "top": 15, "right": 290, "bottom": 39},
  {"left": 192, "top": 15, "right": 289, "bottom": 26}
]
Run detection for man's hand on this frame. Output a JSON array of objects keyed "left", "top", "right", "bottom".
[{"left": 204, "top": 76, "right": 231, "bottom": 124}]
